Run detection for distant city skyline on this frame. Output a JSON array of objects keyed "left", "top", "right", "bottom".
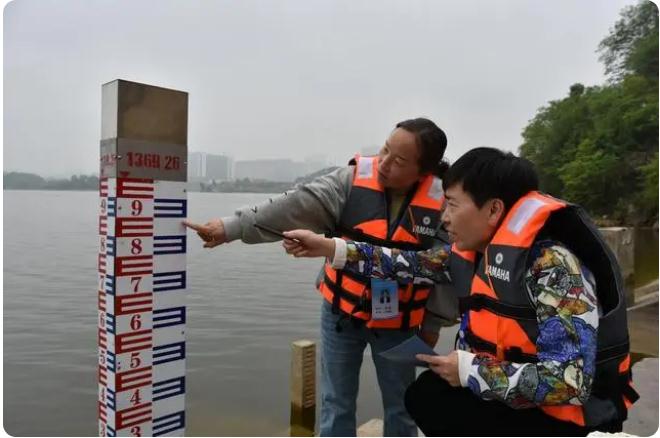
[{"left": 187, "top": 151, "right": 335, "bottom": 182}]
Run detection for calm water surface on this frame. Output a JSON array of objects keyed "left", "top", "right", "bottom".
[{"left": 4, "top": 190, "right": 460, "bottom": 436}]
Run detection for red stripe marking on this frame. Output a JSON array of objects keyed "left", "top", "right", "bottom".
[
  {"left": 116, "top": 402, "right": 153, "bottom": 429},
  {"left": 116, "top": 330, "right": 153, "bottom": 354},
  {"left": 116, "top": 293, "right": 152, "bottom": 315},
  {"left": 98, "top": 401, "right": 107, "bottom": 422},
  {"left": 98, "top": 290, "right": 106, "bottom": 312},
  {"left": 98, "top": 328, "right": 107, "bottom": 349},
  {"left": 99, "top": 365, "right": 108, "bottom": 386},
  {"left": 117, "top": 366, "right": 153, "bottom": 391},
  {"left": 116, "top": 256, "right": 153, "bottom": 276}
]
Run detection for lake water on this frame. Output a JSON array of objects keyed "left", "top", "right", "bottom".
[
  {"left": 3, "top": 191, "right": 459, "bottom": 436},
  {"left": 3, "top": 191, "right": 657, "bottom": 436}
]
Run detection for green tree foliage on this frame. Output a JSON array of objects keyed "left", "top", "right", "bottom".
[
  {"left": 599, "top": 1, "right": 659, "bottom": 81},
  {"left": 3, "top": 172, "right": 46, "bottom": 189},
  {"left": 520, "top": 1, "right": 658, "bottom": 224},
  {"left": 640, "top": 152, "right": 659, "bottom": 217}
]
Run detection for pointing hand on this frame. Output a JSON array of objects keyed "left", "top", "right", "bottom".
[{"left": 183, "top": 219, "right": 227, "bottom": 248}]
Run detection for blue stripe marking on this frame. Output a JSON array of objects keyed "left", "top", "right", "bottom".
[
  {"left": 154, "top": 199, "right": 187, "bottom": 218},
  {"left": 153, "top": 271, "right": 186, "bottom": 292},
  {"left": 106, "top": 351, "right": 116, "bottom": 372},
  {"left": 106, "top": 388, "right": 116, "bottom": 411},
  {"left": 153, "top": 376, "right": 185, "bottom": 401},
  {"left": 153, "top": 235, "right": 186, "bottom": 255},
  {"left": 104, "top": 275, "right": 115, "bottom": 295},
  {"left": 106, "top": 236, "right": 116, "bottom": 257},
  {"left": 153, "top": 307, "right": 186, "bottom": 329},
  {"left": 106, "top": 314, "right": 116, "bottom": 334},
  {"left": 153, "top": 411, "right": 185, "bottom": 436},
  {"left": 107, "top": 197, "right": 117, "bottom": 217},
  {"left": 153, "top": 341, "right": 186, "bottom": 365}
]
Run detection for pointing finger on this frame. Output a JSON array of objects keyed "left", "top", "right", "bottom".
[
  {"left": 183, "top": 220, "right": 206, "bottom": 232},
  {"left": 283, "top": 230, "right": 307, "bottom": 241}
]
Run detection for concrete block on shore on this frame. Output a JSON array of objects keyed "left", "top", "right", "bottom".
[
  {"left": 634, "top": 280, "right": 659, "bottom": 302},
  {"left": 600, "top": 227, "right": 636, "bottom": 305},
  {"left": 600, "top": 227, "right": 635, "bottom": 281}
]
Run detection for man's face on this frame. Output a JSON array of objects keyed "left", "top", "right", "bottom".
[
  {"left": 377, "top": 128, "right": 423, "bottom": 190},
  {"left": 442, "top": 183, "right": 500, "bottom": 252}
]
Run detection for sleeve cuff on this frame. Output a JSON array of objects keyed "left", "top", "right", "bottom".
[
  {"left": 331, "top": 238, "right": 347, "bottom": 269},
  {"left": 421, "top": 311, "right": 443, "bottom": 333},
  {"left": 456, "top": 350, "right": 476, "bottom": 387},
  {"left": 222, "top": 216, "right": 242, "bottom": 242}
]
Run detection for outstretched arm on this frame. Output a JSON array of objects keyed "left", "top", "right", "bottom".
[
  {"left": 282, "top": 230, "right": 451, "bottom": 285},
  {"left": 183, "top": 166, "right": 353, "bottom": 248}
]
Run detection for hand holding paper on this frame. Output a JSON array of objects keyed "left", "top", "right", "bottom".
[{"left": 417, "top": 350, "right": 461, "bottom": 387}]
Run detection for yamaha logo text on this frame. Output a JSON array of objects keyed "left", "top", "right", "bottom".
[
  {"left": 413, "top": 225, "right": 437, "bottom": 237},
  {"left": 487, "top": 264, "right": 511, "bottom": 282}
]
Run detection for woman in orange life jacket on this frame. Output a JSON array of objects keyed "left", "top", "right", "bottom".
[
  {"left": 283, "top": 148, "right": 637, "bottom": 436},
  {"left": 184, "top": 118, "right": 455, "bottom": 437}
]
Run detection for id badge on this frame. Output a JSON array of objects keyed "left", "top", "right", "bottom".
[{"left": 371, "top": 278, "right": 399, "bottom": 320}]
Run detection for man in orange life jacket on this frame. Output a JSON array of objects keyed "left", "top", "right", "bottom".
[
  {"left": 283, "top": 147, "right": 638, "bottom": 436},
  {"left": 183, "top": 118, "right": 457, "bottom": 436}
]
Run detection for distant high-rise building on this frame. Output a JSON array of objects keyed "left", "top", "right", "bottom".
[
  {"left": 205, "top": 154, "right": 232, "bottom": 181},
  {"left": 188, "top": 152, "right": 206, "bottom": 180},
  {"left": 188, "top": 152, "right": 233, "bottom": 181}
]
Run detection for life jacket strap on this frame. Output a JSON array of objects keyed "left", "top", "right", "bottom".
[
  {"left": 399, "top": 286, "right": 418, "bottom": 332},
  {"left": 331, "top": 271, "right": 342, "bottom": 315},
  {"left": 620, "top": 373, "right": 640, "bottom": 404},
  {"left": 607, "top": 372, "right": 640, "bottom": 425},
  {"left": 464, "top": 327, "right": 539, "bottom": 363},
  {"left": 458, "top": 294, "right": 537, "bottom": 321},
  {"left": 595, "top": 341, "right": 630, "bottom": 364}
]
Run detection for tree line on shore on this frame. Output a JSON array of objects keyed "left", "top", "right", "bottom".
[
  {"left": 3, "top": 172, "right": 100, "bottom": 191},
  {"left": 520, "top": 1, "right": 658, "bottom": 226}
]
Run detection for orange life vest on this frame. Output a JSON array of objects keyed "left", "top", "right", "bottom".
[
  {"left": 449, "top": 191, "right": 638, "bottom": 427},
  {"left": 319, "top": 154, "right": 446, "bottom": 330}
]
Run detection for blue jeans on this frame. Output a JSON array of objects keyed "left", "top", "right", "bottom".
[{"left": 319, "top": 300, "right": 418, "bottom": 436}]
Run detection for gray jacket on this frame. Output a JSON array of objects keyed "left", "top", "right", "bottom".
[{"left": 222, "top": 165, "right": 459, "bottom": 332}]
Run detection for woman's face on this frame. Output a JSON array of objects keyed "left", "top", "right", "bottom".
[{"left": 377, "top": 128, "right": 424, "bottom": 191}]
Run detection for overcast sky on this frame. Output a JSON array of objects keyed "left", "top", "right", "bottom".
[{"left": 4, "top": 0, "right": 635, "bottom": 177}]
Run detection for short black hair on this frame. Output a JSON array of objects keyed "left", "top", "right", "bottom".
[{"left": 442, "top": 147, "right": 539, "bottom": 211}]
